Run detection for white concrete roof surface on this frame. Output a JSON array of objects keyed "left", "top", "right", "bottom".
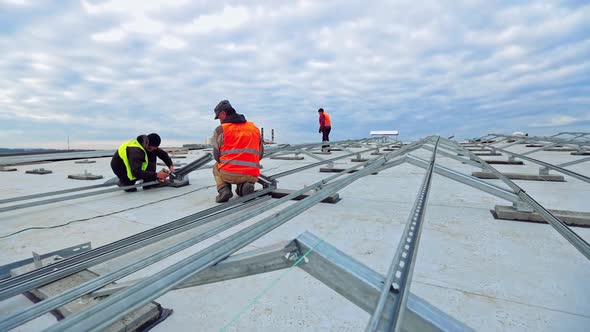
[{"left": 0, "top": 143, "right": 589, "bottom": 331}]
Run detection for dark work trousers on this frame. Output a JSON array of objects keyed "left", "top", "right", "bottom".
[{"left": 321, "top": 126, "right": 332, "bottom": 150}]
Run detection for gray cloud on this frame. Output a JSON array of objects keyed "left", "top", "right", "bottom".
[{"left": 0, "top": 0, "right": 589, "bottom": 148}]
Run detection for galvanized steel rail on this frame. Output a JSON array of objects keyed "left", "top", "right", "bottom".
[
  {"left": 0, "top": 150, "right": 117, "bottom": 166},
  {"left": 0, "top": 182, "right": 113, "bottom": 205},
  {"left": 0, "top": 181, "right": 160, "bottom": 213},
  {"left": 445, "top": 138, "right": 590, "bottom": 261},
  {"left": 0, "top": 187, "right": 274, "bottom": 301},
  {"left": 485, "top": 133, "right": 590, "bottom": 147},
  {"left": 270, "top": 147, "right": 378, "bottom": 179},
  {"left": 405, "top": 155, "right": 519, "bottom": 204},
  {"left": 483, "top": 146, "right": 590, "bottom": 185},
  {"left": 366, "top": 137, "right": 438, "bottom": 332},
  {"left": 0, "top": 154, "right": 213, "bottom": 214}
]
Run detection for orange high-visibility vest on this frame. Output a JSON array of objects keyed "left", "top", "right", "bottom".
[
  {"left": 321, "top": 112, "right": 332, "bottom": 126},
  {"left": 218, "top": 121, "right": 261, "bottom": 177}
]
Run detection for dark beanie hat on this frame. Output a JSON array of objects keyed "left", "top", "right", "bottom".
[
  {"left": 318, "top": 108, "right": 324, "bottom": 112},
  {"left": 214, "top": 100, "right": 235, "bottom": 119},
  {"left": 147, "top": 133, "right": 161, "bottom": 147}
]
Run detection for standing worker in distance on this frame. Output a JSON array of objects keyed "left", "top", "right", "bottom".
[
  {"left": 212, "top": 100, "right": 263, "bottom": 203},
  {"left": 318, "top": 107, "right": 332, "bottom": 152},
  {"left": 110, "top": 133, "right": 175, "bottom": 192}
]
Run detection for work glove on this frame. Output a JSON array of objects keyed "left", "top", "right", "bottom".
[
  {"left": 318, "top": 128, "right": 322, "bottom": 133},
  {"left": 168, "top": 165, "right": 176, "bottom": 174}
]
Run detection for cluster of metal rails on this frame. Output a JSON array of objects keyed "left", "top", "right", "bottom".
[{"left": 0, "top": 133, "right": 588, "bottom": 331}]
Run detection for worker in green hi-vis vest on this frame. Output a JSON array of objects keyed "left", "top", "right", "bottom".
[{"left": 110, "top": 133, "right": 175, "bottom": 192}]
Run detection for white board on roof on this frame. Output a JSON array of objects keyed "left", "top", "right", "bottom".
[{"left": 370, "top": 130, "right": 399, "bottom": 136}]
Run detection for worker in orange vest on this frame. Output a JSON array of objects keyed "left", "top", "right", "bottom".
[
  {"left": 318, "top": 108, "right": 332, "bottom": 152},
  {"left": 212, "top": 100, "right": 263, "bottom": 203}
]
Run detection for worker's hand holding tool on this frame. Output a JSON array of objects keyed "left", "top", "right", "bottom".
[
  {"left": 169, "top": 165, "right": 176, "bottom": 174},
  {"left": 156, "top": 169, "right": 169, "bottom": 181}
]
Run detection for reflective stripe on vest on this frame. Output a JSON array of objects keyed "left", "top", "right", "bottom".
[
  {"left": 220, "top": 148, "right": 261, "bottom": 155},
  {"left": 323, "top": 112, "right": 332, "bottom": 126},
  {"left": 218, "top": 121, "right": 261, "bottom": 177},
  {"left": 219, "top": 159, "right": 261, "bottom": 168},
  {"left": 117, "top": 139, "right": 148, "bottom": 181}
]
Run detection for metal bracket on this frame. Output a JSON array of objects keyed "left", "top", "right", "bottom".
[
  {"left": 32, "top": 251, "right": 43, "bottom": 269},
  {"left": 258, "top": 174, "right": 277, "bottom": 188},
  {"left": 284, "top": 250, "right": 308, "bottom": 264}
]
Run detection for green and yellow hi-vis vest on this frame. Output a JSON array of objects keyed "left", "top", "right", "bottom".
[{"left": 117, "top": 139, "right": 148, "bottom": 180}]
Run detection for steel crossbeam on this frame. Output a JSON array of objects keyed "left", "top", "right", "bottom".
[
  {"left": 0, "top": 187, "right": 275, "bottom": 301},
  {"left": 269, "top": 147, "right": 379, "bottom": 179},
  {"left": 89, "top": 241, "right": 297, "bottom": 297},
  {"left": 486, "top": 133, "right": 590, "bottom": 148},
  {"left": 0, "top": 182, "right": 113, "bottom": 205},
  {"left": 0, "top": 180, "right": 160, "bottom": 213},
  {"left": 557, "top": 156, "right": 590, "bottom": 168},
  {"left": 263, "top": 138, "right": 380, "bottom": 157},
  {"left": 296, "top": 232, "right": 473, "bottom": 332},
  {"left": 0, "top": 150, "right": 117, "bottom": 166},
  {"left": 0, "top": 154, "right": 213, "bottom": 214},
  {"left": 27, "top": 233, "right": 472, "bottom": 332},
  {"left": 173, "top": 153, "right": 213, "bottom": 177},
  {"left": 422, "top": 144, "right": 483, "bottom": 169},
  {"left": 0, "top": 243, "right": 91, "bottom": 280},
  {"left": 405, "top": 155, "right": 519, "bottom": 204},
  {"left": 441, "top": 138, "right": 590, "bottom": 261},
  {"left": 0, "top": 196, "right": 277, "bottom": 330},
  {"left": 480, "top": 146, "right": 590, "bottom": 185},
  {"left": 262, "top": 138, "right": 384, "bottom": 162}
]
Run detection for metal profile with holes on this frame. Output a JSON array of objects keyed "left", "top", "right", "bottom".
[{"left": 366, "top": 137, "right": 439, "bottom": 331}]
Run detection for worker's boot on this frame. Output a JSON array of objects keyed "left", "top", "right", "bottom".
[
  {"left": 236, "top": 182, "right": 255, "bottom": 197},
  {"left": 215, "top": 185, "right": 233, "bottom": 203}
]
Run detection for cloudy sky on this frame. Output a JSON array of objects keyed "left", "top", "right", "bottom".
[{"left": 1, "top": 0, "right": 589, "bottom": 149}]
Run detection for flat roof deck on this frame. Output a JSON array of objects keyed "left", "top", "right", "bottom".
[{"left": 0, "top": 141, "right": 589, "bottom": 331}]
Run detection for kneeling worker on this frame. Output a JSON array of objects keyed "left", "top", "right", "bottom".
[
  {"left": 212, "top": 100, "right": 263, "bottom": 203},
  {"left": 111, "top": 133, "right": 174, "bottom": 192}
]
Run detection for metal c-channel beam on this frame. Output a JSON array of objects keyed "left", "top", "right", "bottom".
[{"left": 366, "top": 137, "right": 439, "bottom": 331}]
